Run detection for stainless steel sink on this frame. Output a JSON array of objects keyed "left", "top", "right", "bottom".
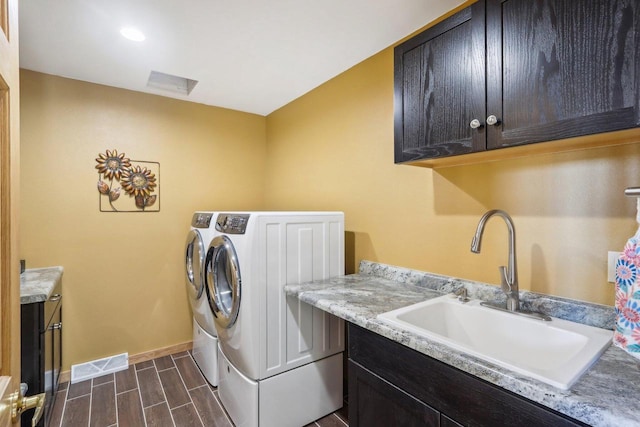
[{"left": 377, "top": 294, "right": 612, "bottom": 389}]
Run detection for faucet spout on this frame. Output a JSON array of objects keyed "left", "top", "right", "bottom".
[{"left": 470, "top": 210, "right": 519, "bottom": 311}]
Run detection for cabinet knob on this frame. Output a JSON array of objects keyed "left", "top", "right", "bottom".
[
  {"left": 469, "top": 119, "right": 482, "bottom": 129},
  {"left": 49, "top": 294, "right": 61, "bottom": 302},
  {"left": 486, "top": 115, "right": 499, "bottom": 126}
]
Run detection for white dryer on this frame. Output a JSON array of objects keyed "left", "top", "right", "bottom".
[
  {"left": 204, "top": 212, "right": 345, "bottom": 427},
  {"left": 185, "top": 211, "right": 219, "bottom": 386}
]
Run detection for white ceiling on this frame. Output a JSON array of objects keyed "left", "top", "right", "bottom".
[{"left": 19, "top": 0, "right": 462, "bottom": 116}]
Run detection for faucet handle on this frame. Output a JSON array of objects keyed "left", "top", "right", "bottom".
[
  {"left": 454, "top": 288, "right": 470, "bottom": 303},
  {"left": 498, "top": 266, "right": 511, "bottom": 294}
]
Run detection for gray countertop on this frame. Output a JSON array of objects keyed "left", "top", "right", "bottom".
[
  {"left": 20, "top": 267, "right": 64, "bottom": 304},
  {"left": 284, "top": 261, "right": 640, "bottom": 427}
]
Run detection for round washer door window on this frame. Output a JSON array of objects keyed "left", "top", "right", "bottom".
[
  {"left": 185, "top": 229, "right": 205, "bottom": 299},
  {"left": 205, "top": 235, "right": 241, "bottom": 329}
]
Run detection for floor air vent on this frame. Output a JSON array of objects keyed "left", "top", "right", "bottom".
[{"left": 70, "top": 352, "right": 129, "bottom": 384}]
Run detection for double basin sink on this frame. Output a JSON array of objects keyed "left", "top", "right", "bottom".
[{"left": 377, "top": 294, "right": 612, "bottom": 390}]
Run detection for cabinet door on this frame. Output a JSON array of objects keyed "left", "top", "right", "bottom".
[
  {"left": 348, "top": 360, "right": 439, "bottom": 427},
  {"left": 441, "top": 414, "right": 464, "bottom": 427},
  {"left": 53, "top": 305, "right": 62, "bottom": 393},
  {"left": 45, "top": 304, "right": 62, "bottom": 427},
  {"left": 486, "top": 0, "right": 640, "bottom": 149},
  {"left": 394, "top": 1, "right": 486, "bottom": 162}
]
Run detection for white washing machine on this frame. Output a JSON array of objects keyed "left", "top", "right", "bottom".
[
  {"left": 185, "top": 211, "right": 219, "bottom": 386},
  {"left": 204, "top": 212, "right": 345, "bottom": 427}
]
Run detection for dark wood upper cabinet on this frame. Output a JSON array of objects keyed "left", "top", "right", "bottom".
[
  {"left": 395, "top": 0, "right": 640, "bottom": 164},
  {"left": 394, "top": 2, "right": 486, "bottom": 162},
  {"left": 487, "top": 0, "right": 640, "bottom": 149}
]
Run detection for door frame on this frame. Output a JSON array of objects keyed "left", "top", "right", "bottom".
[{"left": 0, "top": 0, "right": 22, "bottom": 425}]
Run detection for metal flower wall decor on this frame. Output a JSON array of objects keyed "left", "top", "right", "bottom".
[{"left": 96, "top": 149, "right": 160, "bottom": 212}]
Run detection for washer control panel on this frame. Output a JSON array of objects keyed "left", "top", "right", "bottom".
[
  {"left": 191, "top": 212, "right": 213, "bottom": 228},
  {"left": 216, "top": 214, "right": 250, "bottom": 234}
]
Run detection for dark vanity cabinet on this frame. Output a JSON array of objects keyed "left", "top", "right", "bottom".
[
  {"left": 348, "top": 324, "right": 586, "bottom": 427},
  {"left": 21, "top": 282, "right": 62, "bottom": 427},
  {"left": 394, "top": 0, "right": 640, "bottom": 163}
]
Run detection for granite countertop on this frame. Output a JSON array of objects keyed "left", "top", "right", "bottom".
[
  {"left": 284, "top": 260, "right": 639, "bottom": 427},
  {"left": 20, "top": 267, "right": 64, "bottom": 304}
]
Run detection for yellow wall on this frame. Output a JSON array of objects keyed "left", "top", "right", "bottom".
[
  {"left": 20, "top": 70, "right": 267, "bottom": 370},
  {"left": 20, "top": 24, "right": 640, "bottom": 370},
  {"left": 265, "top": 46, "right": 640, "bottom": 306}
]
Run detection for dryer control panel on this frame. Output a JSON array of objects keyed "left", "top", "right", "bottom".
[
  {"left": 216, "top": 214, "right": 250, "bottom": 234},
  {"left": 191, "top": 212, "right": 213, "bottom": 228}
]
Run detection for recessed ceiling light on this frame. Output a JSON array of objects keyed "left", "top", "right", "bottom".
[{"left": 120, "top": 27, "right": 145, "bottom": 42}]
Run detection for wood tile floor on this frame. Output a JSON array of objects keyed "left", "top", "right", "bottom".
[{"left": 49, "top": 350, "right": 349, "bottom": 427}]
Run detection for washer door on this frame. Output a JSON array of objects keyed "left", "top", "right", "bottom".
[
  {"left": 185, "top": 229, "right": 206, "bottom": 300},
  {"left": 205, "top": 235, "right": 241, "bottom": 329}
]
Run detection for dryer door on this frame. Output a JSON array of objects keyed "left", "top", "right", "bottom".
[
  {"left": 185, "top": 229, "right": 206, "bottom": 300},
  {"left": 205, "top": 235, "right": 241, "bottom": 329}
]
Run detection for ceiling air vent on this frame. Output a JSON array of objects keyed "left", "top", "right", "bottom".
[{"left": 147, "top": 70, "right": 198, "bottom": 95}]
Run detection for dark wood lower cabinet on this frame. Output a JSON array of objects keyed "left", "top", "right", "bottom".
[
  {"left": 348, "top": 324, "right": 586, "bottom": 427},
  {"left": 21, "top": 282, "right": 62, "bottom": 427}
]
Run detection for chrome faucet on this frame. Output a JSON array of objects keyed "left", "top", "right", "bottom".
[{"left": 470, "top": 210, "right": 519, "bottom": 312}]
